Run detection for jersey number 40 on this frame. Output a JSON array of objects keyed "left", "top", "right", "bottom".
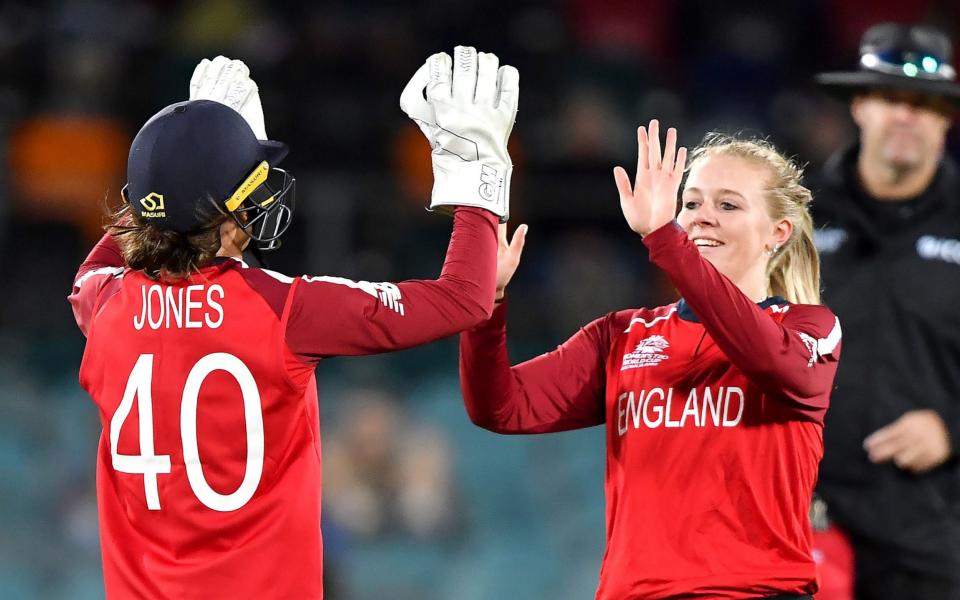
[{"left": 111, "top": 353, "right": 264, "bottom": 512}]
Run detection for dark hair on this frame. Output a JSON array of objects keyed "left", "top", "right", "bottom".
[{"left": 107, "top": 201, "right": 228, "bottom": 281}]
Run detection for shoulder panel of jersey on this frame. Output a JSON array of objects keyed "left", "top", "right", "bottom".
[
  {"left": 622, "top": 303, "right": 679, "bottom": 333},
  {"left": 676, "top": 295, "right": 840, "bottom": 361},
  {"left": 228, "top": 261, "right": 294, "bottom": 321},
  {"left": 204, "top": 261, "right": 313, "bottom": 369},
  {"left": 69, "top": 266, "right": 126, "bottom": 338},
  {"left": 776, "top": 301, "right": 843, "bottom": 363}
]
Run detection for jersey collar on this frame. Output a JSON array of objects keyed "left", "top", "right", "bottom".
[{"left": 676, "top": 296, "right": 787, "bottom": 323}]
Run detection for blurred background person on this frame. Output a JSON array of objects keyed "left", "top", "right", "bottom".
[
  {"left": 813, "top": 22, "right": 960, "bottom": 600},
  {"left": 323, "top": 388, "right": 463, "bottom": 542}
]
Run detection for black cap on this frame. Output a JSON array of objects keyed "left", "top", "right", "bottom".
[
  {"left": 126, "top": 99, "right": 289, "bottom": 233},
  {"left": 815, "top": 23, "right": 960, "bottom": 106}
]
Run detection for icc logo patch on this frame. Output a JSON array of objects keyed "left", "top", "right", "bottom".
[
  {"left": 621, "top": 335, "right": 670, "bottom": 371},
  {"left": 139, "top": 193, "right": 166, "bottom": 217}
]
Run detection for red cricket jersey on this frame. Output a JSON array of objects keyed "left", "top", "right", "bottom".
[
  {"left": 460, "top": 221, "right": 842, "bottom": 599},
  {"left": 69, "top": 207, "right": 497, "bottom": 600}
]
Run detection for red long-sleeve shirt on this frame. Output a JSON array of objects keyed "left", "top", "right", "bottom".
[
  {"left": 69, "top": 207, "right": 497, "bottom": 600},
  {"left": 460, "top": 221, "right": 842, "bottom": 599}
]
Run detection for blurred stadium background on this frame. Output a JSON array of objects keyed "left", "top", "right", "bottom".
[{"left": 0, "top": 1, "right": 958, "bottom": 598}]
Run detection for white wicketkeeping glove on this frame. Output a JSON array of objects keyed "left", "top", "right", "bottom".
[
  {"left": 400, "top": 46, "right": 519, "bottom": 222},
  {"left": 189, "top": 55, "right": 268, "bottom": 140}
]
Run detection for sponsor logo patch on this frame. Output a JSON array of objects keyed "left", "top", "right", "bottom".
[
  {"left": 478, "top": 164, "right": 499, "bottom": 201},
  {"left": 139, "top": 192, "right": 165, "bottom": 217}
]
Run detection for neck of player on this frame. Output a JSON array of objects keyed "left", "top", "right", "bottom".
[{"left": 738, "top": 268, "right": 770, "bottom": 304}]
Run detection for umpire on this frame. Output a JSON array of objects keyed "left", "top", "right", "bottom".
[{"left": 813, "top": 23, "right": 960, "bottom": 600}]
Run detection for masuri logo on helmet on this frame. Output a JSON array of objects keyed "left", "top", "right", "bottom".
[{"left": 139, "top": 193, "right": 166, "bottom": 217}]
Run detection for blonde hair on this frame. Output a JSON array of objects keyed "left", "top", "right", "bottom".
[{"left": 687, "top": 133, "right": 821, "bottom": 305}]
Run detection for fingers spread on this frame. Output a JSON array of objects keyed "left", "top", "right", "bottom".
[
  {"left": 451, "top": 46, "right": 478, "bottom": 102},
  {"left": 426, "top": 52, "right": 452, "bottom": 102},
  {"left": 662, "top": 127, "right": 677, "bottom": 172},
  {"left": 475, "top": 52, "right": 499, "bottom": 106},
  {"left": 400, "top": 63, "right": 434, "bottom": 122},
  {"left": 613, "top": 166, "right": 633, "bottom": 199},
  {"left": 674, "top": 147, "right": 688, "bottom": 178},
  {"left": 496, "top": 65, "right": 519, "bottom": 113},
  {"left": 637, "top": 126, "right": 649, "bottom": 174},
  {"left": 648, "top": 119, "right": 661, "bottom": 169}
]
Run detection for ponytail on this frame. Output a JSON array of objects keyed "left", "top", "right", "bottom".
[{"left": 767, "top": 206, "right": 820, "bottom": 305}]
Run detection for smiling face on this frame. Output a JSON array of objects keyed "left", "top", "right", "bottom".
[{"left": 677, "top": 153, "right": 793, "bottom": 300}]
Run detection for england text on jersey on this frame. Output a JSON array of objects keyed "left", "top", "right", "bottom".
[{"left": 616, "top": 385, "right": 744, "bottom": 434}]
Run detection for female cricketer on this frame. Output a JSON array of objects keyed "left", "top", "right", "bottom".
[
  {"left": 459, "top": 121, "right": 842, "bottom": 599},
  {"left": 68, "top": 47, "right": 517, "bottom": 599}
]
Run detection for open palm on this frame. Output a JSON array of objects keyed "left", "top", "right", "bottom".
[{"left": 613, "top": 120, "right": 687, "bottom": 236}]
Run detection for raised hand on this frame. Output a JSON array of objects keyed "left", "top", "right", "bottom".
[
  {"left": 613, "top": 120, "right": 687, "bottom": 236},
  {"left": 495, "top": 223, "right": 527, "bottom": 301},
  {"left": 399, "top": 63, "right": 437, "bottom": 146},
  {"left": 399, "top": 46, "right": 519, "bottom": 222},
  {"left": 189, "top": 56, "right": 267, "bottom": 140}
]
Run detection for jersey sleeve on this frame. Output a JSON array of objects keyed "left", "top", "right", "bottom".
[
  {"left": 458, "top": 301, "right": 627, "bottom": 434},
  {"left": 68, "top": 233, "right": 125, "bottom": 337},
  {"left": 284, "top": 207, "right": 497, "bottom": 360},
  {"left": 643, "top": 221, "right": 841, "bottom": 417}
]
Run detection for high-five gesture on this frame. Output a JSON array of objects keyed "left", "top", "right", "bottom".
[
  {"left": 190, "top": 56, "right": 268, "bottom": 140},
  {"left": 400, "top": 46, "right": 519, "bottom": 222},
  {"left": 613, "top": 120, "right": 687, "bottom": 236}
]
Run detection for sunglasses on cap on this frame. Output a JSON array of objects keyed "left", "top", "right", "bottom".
[{"left": 861, "top": 49, "right": 957, "bottom": 81}]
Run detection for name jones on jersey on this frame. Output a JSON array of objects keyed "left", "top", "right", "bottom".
[{"left": 133, "top": 284, "right": 225, "bottom": 330}]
